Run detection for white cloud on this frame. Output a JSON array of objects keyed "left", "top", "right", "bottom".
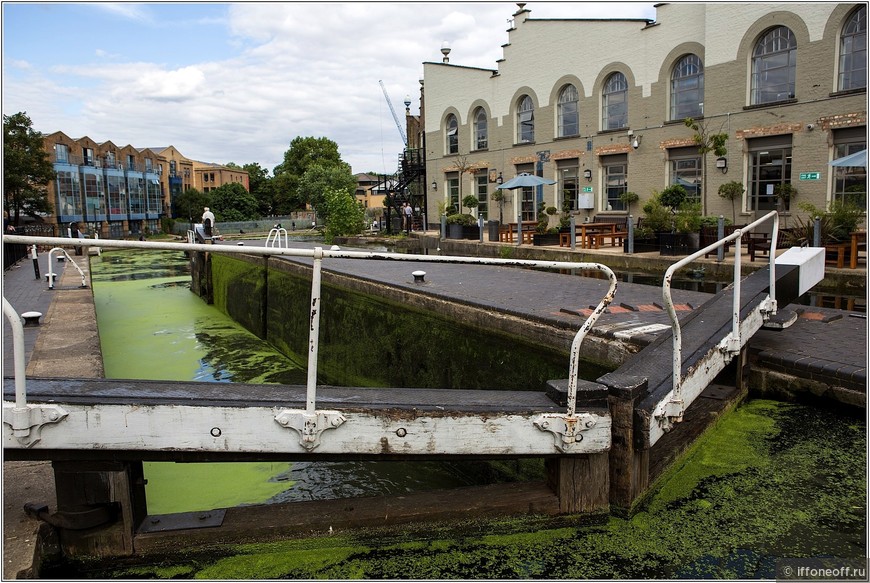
[{"left": 3, "top": 2, "right": 656, "bottom": 174}]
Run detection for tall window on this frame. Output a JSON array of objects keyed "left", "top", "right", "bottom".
[
  {"left": 602, "top": 73, "right": 628, "bottom": 130},
  {"left": 82, "top": 172, "right": 105, "bottom": 218},
  {"left": 56, "top": 170, "right": 82, "bottom": 217},
  {"left": 839, "top": 6, "right": 867, "bottom": 91},
  {"left": 475, "top": 173, "right": 488, "bottom": 219},
  {"left": 127, "top": 154, "right": 136, "bottom": 170},
  {"left": 670, "top": 149, "right": 702, "bottom": 204},
  {"left": 474, "top": 108, "right": 488, "bottom": 150},
  {"left": 558, "top": 84, "right": 579, "bottom": 137},
  {"left": 105, "top": 151, "right": 115, "bottom": 167},
  {"left": 559, "top": 164, "right": 579, "bottom": 211},
  {"left": 55, "top": 144, "right": 68, "bottom": 163},
  {"left": 748, "top": 140, "right": 793, "bottom": 211},
  {"left": 82, "top": 147, "right": 94, "bottom": 166},
  {"left": 517, "top": 96, "right": 534, "bottom": 143},
  {"left": 447, "top": 174, "right": 459, "bottom": 213},
  {"left": 106, "top": 175, "right": 126, "bottom": 215},
  {"left": 446, "top": 114, "right": 458, "bottom": 154},
  {"left": 751, "top": 26, "right": 797, "bottom": 105},
  {"left": 671, "top": 54, "right": 704, "bottom": 120},
  {"left": 833, "top": 129, "right": 866, "bottom": 206},
  {"left": 603, "top": 158, "right": 628, "bottom": 211}
]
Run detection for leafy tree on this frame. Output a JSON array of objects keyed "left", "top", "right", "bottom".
[
  {"left": 241, "top": 162, "right": 273, "bottom": 215},
  {"left": 272, "top": 136, "right": 347, "bottom": 213},
  {"left": 298, "top": 163, "right": 357, "bottom": 222},
  {"left": 718, "top": 181, "right": 744, "bottom": 223},
  {"left": 172, "top": 188, "right": 211, "bottom": 224},
  {"left": 685, "top": 117, "right": 728, "bottom": 215},
  {"left": 3, "top": 112, "right": 55, "bottom": 225},
  {"left": 209, "top": 182, "right": 259, "bottom": 222},
  {"left": 321, "top": 187, "right": 364, "bottom": 243}
]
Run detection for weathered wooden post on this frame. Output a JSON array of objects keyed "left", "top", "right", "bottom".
[
  {"left": 50, "top": 460, "right": 146, "bottom": 557},
  {"left": 544, "top": 379, "right": 610, "bottom": 513},
  {"left": 598, "top": 373, "right": 648, "bottom": 515}
]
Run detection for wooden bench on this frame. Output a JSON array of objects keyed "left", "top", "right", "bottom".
[
  {"left": 589, "top": 215, "right": 629, "bottom": 249},
  {"left": 748, "top": 228, "right": 794, "bottom": 261}
]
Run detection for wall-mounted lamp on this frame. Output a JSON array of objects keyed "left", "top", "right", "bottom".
[
  {"left": 583, "top": 169, "right": 592, "bottom": 182},
  {"left": 716, "top": 156, "right": 728, "bottom": 174},
  {"left": 431, "top": 180, "right": 437, "bottom": 190},
  {"left": 496, "top": 172, "right": 503, "bottom": 185}
]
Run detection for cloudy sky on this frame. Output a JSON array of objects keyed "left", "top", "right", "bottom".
[{"left": 3, "top": 2, "right": 656, "bottom": 176}]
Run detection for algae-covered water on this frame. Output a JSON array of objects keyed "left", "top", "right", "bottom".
[
  {"left": 91, "top": 250, "right": 533, "bottom": 514},
  {"left": 83, "top": 249, "right": 866, "bottom": 579}
]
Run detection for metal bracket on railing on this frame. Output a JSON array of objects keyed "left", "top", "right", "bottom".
[
  {"left": 534, "top": 413, "right": 598, "bottom": 453},
  {"left": 274, "top": 409, "right": 346, "bottom": 451},
  {"left": 2, "top": 403, "right": 69, "bottom": 448}
]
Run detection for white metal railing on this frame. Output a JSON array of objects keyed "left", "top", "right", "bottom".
[
  {"left": 46, "top": 247, "right": 88, "bottom": 289},
  {"left": 3, "top": 234, "right": 617, "bottom": 450},
  {"left": 265, "top": 227, "right": 289, "bottom": 248},
  {"left": 660, "top": 210, "right": 779, "bottom": 424}
]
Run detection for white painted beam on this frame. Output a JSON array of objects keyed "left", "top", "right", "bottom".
[{"left": 3, "top": 402, "right": 611, "bottom": 456}]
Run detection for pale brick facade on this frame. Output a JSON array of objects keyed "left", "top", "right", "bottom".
[{"left": 422, "top": 3, "right": 866, "bottom": 227}]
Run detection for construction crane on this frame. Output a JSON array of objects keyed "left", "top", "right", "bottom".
[{"left": 379, "top": 80, "right": 408, "bottom": 146}]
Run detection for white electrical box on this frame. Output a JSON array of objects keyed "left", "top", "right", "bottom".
[{"left": 577, "top": 193, "right": 594, "bottom": 209}]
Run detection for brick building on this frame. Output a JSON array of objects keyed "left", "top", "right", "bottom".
[
  {"left": 421, "top": 3, "right": 866, "bottom": 228},
  {"left": 41, "top": 135, "right": 248, "bottom": 238}
]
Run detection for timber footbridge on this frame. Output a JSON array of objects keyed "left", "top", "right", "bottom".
[{"left": 2, "top": 214, "right": 865, "bottom": 564}]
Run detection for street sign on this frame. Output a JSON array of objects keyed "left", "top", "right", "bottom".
[
  {"left": 799, "top": 172, "right": 821, "bottom": 180},
  {"left": 582, "top": 186, "right": 593, "bottom": 193}
]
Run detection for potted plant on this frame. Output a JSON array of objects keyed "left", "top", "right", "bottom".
[
  {"left": 718, "top": 181, "right": 744, "bottom": 224},
  {"left": 655, "top": 184, "right": 696, "bottom": 256},
  {"left": 619, "top": 191, "right": 639, "bottom": 216},
  {"left": 774, "top": 183, "right": 797, "bottom": 211},
  {"left": 533, "top": 205, "right": 561, "bottom": 245},
  {"left": 625, "top": 191, "right": 672, "bottom": 253},
  {"left": 446, "top": 212, "right": 479, "bottom": 239}
]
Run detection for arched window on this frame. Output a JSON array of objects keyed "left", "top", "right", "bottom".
[
  {"left": 446, "top": 114, "right": 458, "bottom": 154},
  {"left": 602, "top": 73, "right": 628, "bottom": 130},
  {"left": 839, "top": 6, "right": 867, "bottom": 91},
  {"left": 558, "top": 84, "right": 579, "bottom": 137},
  {"left": 751, "top": 26, "right": 797, "bottom": 105},
  {"left": 517, "top": 95, "right": 534, "bottom": 143},
  {"left": 671, "top": 54, "right": 704, "bottom": 120},
  {"left": 474, "top": 108, "right": 488, "bottom": 150}
]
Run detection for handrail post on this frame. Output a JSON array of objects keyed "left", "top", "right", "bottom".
[
  {"left": 306, "top": 247, "right": 324, "bottom": 414},
  {"left": 3, "top": 299, "right": 27, "bottom": 412},
  {"left": 729, "top": 229, "right": 743, "bottom": 353},
  {"left": 769, "top": 212, "right": 778, "bottom": 316}
]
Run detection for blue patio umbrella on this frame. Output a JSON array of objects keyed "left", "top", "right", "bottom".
[
  {"left": 496, "top": 172, "right": 556, "bottom": 190},
  {"left": 829, "top": 149, "right": 867, "bottom": 168}
]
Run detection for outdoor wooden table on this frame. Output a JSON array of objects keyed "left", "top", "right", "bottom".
[
  {"left": 579, "top": 222, "right": 619, "bottom": 249},
  {"left": 505, "top": 221, "right": 536, "bottom": 244},
  {"left": 850, "top": 231, "right": 866, "bottom": 269}
]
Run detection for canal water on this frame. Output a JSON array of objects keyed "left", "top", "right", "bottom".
[
  {"left": 79, "top": 248, "right": 866, "bottom": 578},
  {"left": 91, "top": 249, "right": 536, "bottom": 514}
]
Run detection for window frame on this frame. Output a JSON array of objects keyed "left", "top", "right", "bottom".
[
  {"left": 603, "top": 158, "right": 628, "bottom": 211},
  {"left": 832, "top": 131, "right": 866, "bottom": 207},
  {"left": 517, "top": 96, "right": 535, "bottom": 144},
  {"left": 839, "top": 6, "right": 867, "bottom": 92},
  {"left": 669, "top": 150, "right": 702, "bottom": 205},
  {"left": 474, "top": 108, "right": 488, "bottom": 150},
  {"left": 602, "top": 73, "right": 628, "bottom": 131},
  {"left": 747, "top": 140, "right": 793, "bottom": 212},
  {"left": 670, "top": 54, "right": 704, "bottom": 120},
  {"left": 475, "top": 172, "right": 488, "bottom": 219},
  {"left": 751, "top": 26, "right": 797, "bottom": 105},
  {"left": 558, "top": 84, "right": 580, "bottom": 138},
  {"left": 446, "top": 114, "right": 459, "bottom": 154}
]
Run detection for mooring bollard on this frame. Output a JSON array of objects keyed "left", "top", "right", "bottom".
[
  {"left": 21, "top": 311, "right": 42, "bottom": 327},
  {"left": 412, "top": 270, "right": 426, "bottom": 283}
]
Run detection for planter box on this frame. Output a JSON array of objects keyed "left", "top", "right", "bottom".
[
  {"left": 447, "top": 224, "right": 480, "bottom": 240},
  {"left": 533, "top": 232, "right": 561, "bottom": 246},
  {"left": 658, "top": 232, "right": 700, "bottom": 256},
  {"left": 624, "top": 238, "right": 659, "bottom": 253}
]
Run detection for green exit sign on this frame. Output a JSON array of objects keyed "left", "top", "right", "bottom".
[
  {"left": 799, "top": 172, "right": 821, "bottom": 180},
  {"left": 582, "top": 186, "right": 593, "bottom": 193}
]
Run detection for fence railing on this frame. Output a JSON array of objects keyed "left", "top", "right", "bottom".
[
  {"left": 660, "top": 210, "right": 779, "bottom": 424},
  {"left": 3, "top": 234, "right": 618, "bottom": 449}
]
